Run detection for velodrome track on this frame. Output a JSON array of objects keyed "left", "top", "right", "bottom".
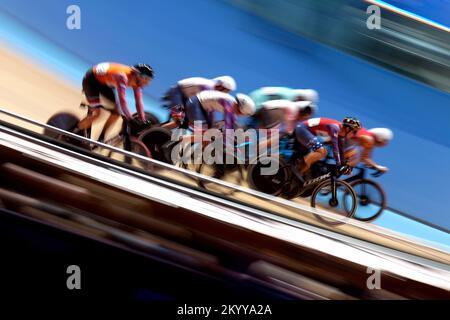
[
  {"left": 2, "top": 113, "right": 450, "bottom": 299},
  {"left": 1, "top": 41, "right": 449, "bottom": 249},
  {"left": 0, "top": 41, "right": 449, "bottom": 256},
  {"left": 0, "top": 43, "right": 450, "bottom": 298}
]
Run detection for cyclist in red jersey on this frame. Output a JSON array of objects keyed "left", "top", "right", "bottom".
[
  {"left": 347, "top": 127, "right": 393, "bottom": 172},
  {"left": 78, "top": 62, "right": 154, "bottom": 142},
  {"left": 294, "top": 117, "right": 362, "bottom": 174}
]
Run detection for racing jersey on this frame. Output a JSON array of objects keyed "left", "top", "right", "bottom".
[
  {"left": 302, "top": 117, "right": 345, "bottom": 166},
  {"left": 166, "top": 77, "right": 216, "bottom": 110},
  {"left": 178, "top": 77, "right": 215, "bottom": 98},
  {"left": 351, "top": 127, "right": 376, "bottom": 164},
  {"left": 259, "top": 99, "right": 298, "bottom": 135},
  {"left": 355, "top": 128, "right": 374, "bottom": 141},
  {"left": 92, "top": 62, "right": 145, "bottom": 120},
  {"left": 197, "top": 90, "right": 236, "bottom": 130},
  {"left": 249, "top": 87, "right": 298, "bottom": 110}
]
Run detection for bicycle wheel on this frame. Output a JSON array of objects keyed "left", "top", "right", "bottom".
[
  {"left": 132, "top": 111, "right": 160, "bottom": 125},
  {"left": 247, "top": 157, "right": 289, "bottom": 196},
  {"left": 125, "top": 138, "right": 153, "bottom": 170},
  {"left": 281, "top": 176, "right": 302, "bottom": 200},
  {"left": 349, "top": 179, "right": 386, "bottom": 222},
  {"left": 44, "top": 112, "right": 80, "bottom": 140},
  {"left": 139, "top": 127, "right": 172, "bottom": 162},
  {"left": 198, "top": 162, "right": 244, "bottom": 195},
  {"left": 311, "top": 179, "right": 357, "bottom": 225}
]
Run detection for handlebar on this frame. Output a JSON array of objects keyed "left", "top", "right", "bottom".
[{"left": 360, "top": 164, "right": 384, "bottom": 177}]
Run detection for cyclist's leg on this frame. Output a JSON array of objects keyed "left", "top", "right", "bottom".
[
  {"left": 90, "top": 108, "right": 111, "bottom": 142},
  {"left": 79, "top": 70, "right": 110, "bottom": 141},
  {"left": 302, "top": 146, "right": 327, "bottom": 173},
  {"left": 79, "top": 70, "right": 101, "bottom": 129},
  {"left": 99, "top": 85, "right": 122, "bottom": 142},
  {"left": 294, "top": 124, "right": 326, "bottom": 174}
]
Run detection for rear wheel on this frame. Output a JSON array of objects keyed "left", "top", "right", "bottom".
[
  {"left": 281, "top": 176, "right": 302, "bottom": 200},
  {"left": 44, "top": 112, "right": 80, "bottom": 140},
  {"left": 311, "top": 179, "right": 357, "bottom": 226},
  {"left": 247, "top": 157, "right": 289, "bottom": 196}
]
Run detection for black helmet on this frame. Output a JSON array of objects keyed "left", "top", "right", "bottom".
[
  {"left": 342, "top": 116, "right": 362, "bottom": 131},
  {"left": 133, "top": 63, "right": 154, "bottom": 78}
]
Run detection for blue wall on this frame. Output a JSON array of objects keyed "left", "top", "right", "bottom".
[
  {"left": 382, "top": 0, "right": 450, "bottom": 26},
  {"left": 0, "top": 0, "right": 449, "bottom": 229}
]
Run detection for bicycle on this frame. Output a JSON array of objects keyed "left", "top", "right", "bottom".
[
  {"left": 322, "top": 143, "right": 387, "bottom": 222},
  {"left": 159, "top": 123, "right": 249, "bottom": 195},
  {"left": 44, "top": 109, "right": 157, "bottom": 169},
  {"left": 247, "top": 154, "right": 357, "bottom": 225}
]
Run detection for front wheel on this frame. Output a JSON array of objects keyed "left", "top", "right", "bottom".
[
  {"left": 132, "top": 111, "right": 160, "bottom": 126},
  {"left": 139, "top": 127, "right": 172, "bottom": 162},
  {"left": 349, "top": 179, "right": 386, "bottom": 222},
  {"left": 310, "top": 179, "right": 357, "bottom": 226},
  {"left": 123, "top": 138, "right": 153, "bottom": 170}
]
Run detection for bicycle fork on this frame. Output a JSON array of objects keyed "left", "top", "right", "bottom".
[{"left": 329, "top": 175, "right": 339, "bottom": 207}]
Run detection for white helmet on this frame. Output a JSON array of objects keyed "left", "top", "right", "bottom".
[
  {"left": 293, "top": 100, "right": 318, "bottom": 115},
  {"left": 213, "top": 76, "right": 237, "bottom": 91},
  {"left": 368, "top": 128, "right": 394, "bottom": 142},
  {"left": 293, "top": 89, "right": 319, "bottom": 104},
  {"left": 236, "top": 93, "right": 256, "bottom": 115}
]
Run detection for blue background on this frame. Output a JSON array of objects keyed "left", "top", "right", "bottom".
[
  {"left": 383, "top": 0, "right": 450, "bottom": 26},
  {"left": 0, "top": 0, "right": 449, "bottom": 231}
]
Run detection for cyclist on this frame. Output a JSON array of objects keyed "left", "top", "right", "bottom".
[
  {"left": 171, "top": 91, "right": 255, "bottom": 170},
  {"left": 253, "top": 99, "right": 317, "bottom": 133},
  {"left": 183, "top": 90, "right": 255, "bottom": 133},
  {"left": 294, "top": 117, "right": 362, "bottom": 175},
  {"left": 249, "top": 86, "right": 319, "bottom": 110},
  {"left": 163, "top": 76, "right": 236, "bottom": 128},
  {"left": 78, "top": 62, "right": 154, "bottom": 142},
  {"left": 346, "top": 127, "right": 394, "bottom": 173}
]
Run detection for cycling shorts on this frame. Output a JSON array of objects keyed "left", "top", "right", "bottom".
[{"left": 82, "top": 70, "right": 117, "bottom": 111}]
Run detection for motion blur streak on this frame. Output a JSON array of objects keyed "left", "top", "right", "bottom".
[
  {"left": 1, "top": 123, "right": 450, "bottom": 298},
  {"left": 365, "top": 0, "right": 450, "bottom": 33}
]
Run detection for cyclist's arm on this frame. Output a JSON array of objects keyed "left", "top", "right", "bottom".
[
  {"left": 328, "top": 124, "right": 342, "bottom": 166},
  {"left": 133, "top": 86, "right": 146, "bottom": 122},
  {"left": 338, "top": 135, "right": 346, "bottom": 165},
  {"left": 115, "top": 73, "right": 133, "bottom": 120},
  {"left": 359, "top": 136, "right": 378, "bottom": 168}
]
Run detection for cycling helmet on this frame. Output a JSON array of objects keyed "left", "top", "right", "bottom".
[
  {"left": 342, "top": 116, "right": 362, "bottom": 131},
  {"left": 213, "top": 76, "right": 236, "bottom": 91},
  {"left": 293, "top": 89, "right": 319, "bottom": 104},
  {"left": 236, "top": 93, "right": 256, "bottom": 115},
  {"left": 368, "top": 128, "right": 393, "bottom": 142},
  {"left": 293, "top": 100, "right": 318, "bottom": 115},
  {"left": 133, "top": 63, "right": 154, "bottom": 78}
]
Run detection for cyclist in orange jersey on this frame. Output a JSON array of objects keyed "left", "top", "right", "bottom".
[{"left": 78, "top": 62, "right": 154, "bottom": 142}]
